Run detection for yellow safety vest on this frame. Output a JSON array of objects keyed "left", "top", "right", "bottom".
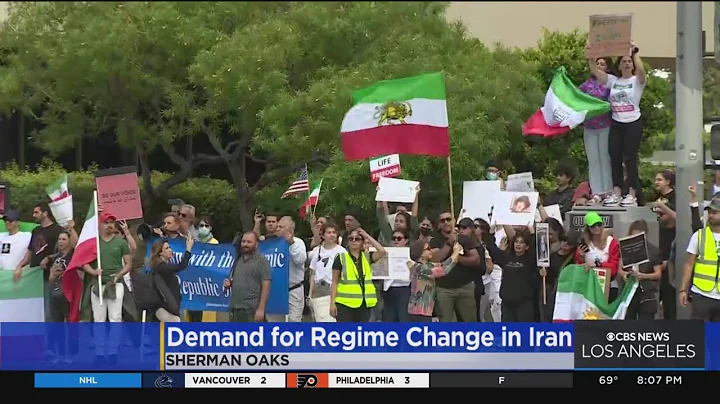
[
  {"left": 693, "top": 227, "right": 720, "bottom": 292},
  {"left": 335, "top": 252, "right": 377, "bottom": 308}
]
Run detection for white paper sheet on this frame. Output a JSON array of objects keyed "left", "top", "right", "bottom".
[
  {"left": 506, "top": 172, "right": 535, "bottom": 192},
  {"left": 375, "top": 178, "right": 419, "bottom": 203},
  {"left": 460, "top": 180, "right": 501, "bottom": 223},
  {"left": 492, "top": 191, "right": 539, "bottom": 226}
]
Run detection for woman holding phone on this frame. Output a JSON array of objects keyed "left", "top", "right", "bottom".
[{"left": 575, "top": 212, "right": 621, "bottom": 302}]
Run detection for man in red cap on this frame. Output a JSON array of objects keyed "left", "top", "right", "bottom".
[{"left": 83, "top": 211, "right": 131, "bottom": 365}]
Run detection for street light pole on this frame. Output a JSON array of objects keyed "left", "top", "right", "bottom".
[{"left": 675, "top": 1, "right": 704, "bottom": 319}]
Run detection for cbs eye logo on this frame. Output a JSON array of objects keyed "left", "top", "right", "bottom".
[{"left": 296, "top": 374, "right": 318, "bottom": 388}]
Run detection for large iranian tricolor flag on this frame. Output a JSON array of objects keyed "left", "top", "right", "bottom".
[
  {"left": 0, "top": 267, "right": 44, "bottom": 322},
  {"left": 340, "top": 72, "right": 450, "bottom": 161},
  {"left": 523, "top": 67, "right": 611, "bottom": 138},
  {"left": 45, "top": 174, "right": 69, "bottom": 202},
  {"left": 553, "top": 264, "right": 638, "bottom": 321},
  {"left": 64, "top": 195, "right": 99, "bottom": 322}
]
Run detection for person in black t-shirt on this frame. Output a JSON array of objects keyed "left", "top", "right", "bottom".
[
  {"left": 619, "top": 220, "right": 663, "bottom": 320},
  {"left": 652, "top": 169, "right": 676, "bottom": 320},
  {"left": 429, "top": 215, "right": 484, "bottom": 322},
  {"left": 500, "top": 230, "right": 538, "bottom": 322},
  {"left": 14, "top": 202, "right": 74, "bottom": 282}
]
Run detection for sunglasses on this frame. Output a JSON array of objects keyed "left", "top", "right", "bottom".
[
  {"left": 439, "top": 217, "right": 452, "bottom": 223},
  {"left": 392, "top": 236, "right": 405, "bottom": 241},
  {"left": 348, "top": 237, "right": 363, "bottom": 242},
  {"left": 588, "top": 223, "right": 603, "bottom": 229},
  {"left": 178, "top": 213, "right": 187, "bottom": 218}
]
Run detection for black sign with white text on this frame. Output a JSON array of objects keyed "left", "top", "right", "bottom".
[{"left": 618, "top": 232, "right": 650, "bottom": 268}]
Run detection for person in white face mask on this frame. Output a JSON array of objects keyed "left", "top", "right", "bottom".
[{"left": 197, "top": 216, "right": 219, "bottom": 245}]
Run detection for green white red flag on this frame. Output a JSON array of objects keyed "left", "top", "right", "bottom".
[
  {"left": 299, "top": 179, "right": 323, "bottom": 219},
  {"left": 523, "top": 67, "right": 611, "bottom": 137}
]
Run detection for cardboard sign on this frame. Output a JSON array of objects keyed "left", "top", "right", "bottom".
[
  {"left": 370, "top": 154, "right": 401, "bottom": 182},
  {"left": 587, "top": 14, "right": 633, "bottom": 58},
  {"left": 619, "top": 232, "right": 649, "bottom": 268},
  {"left": 536, "top": 223, "right": 551, "bottom": 268},
  {"left": 95, "top": 166, "right": 143, "bottom": 220},
  {"left": 0, "top": 182, "right": 8, "bottom": 217}
]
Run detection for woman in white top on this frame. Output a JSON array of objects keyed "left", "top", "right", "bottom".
[
  {"left": 587, "top": 40, "right": 647, "bottom": 208},
  {"left": 308, "top": 224, "right": 346, "bottom": 322}
]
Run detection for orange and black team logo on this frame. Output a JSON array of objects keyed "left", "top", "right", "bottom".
[{"left": 286, "top": 373, "right": 329, "bottom": 388}]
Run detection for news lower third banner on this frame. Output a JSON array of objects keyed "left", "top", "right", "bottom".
[{"left": 0, "top": 322, "right": 717, "bottom": 371}]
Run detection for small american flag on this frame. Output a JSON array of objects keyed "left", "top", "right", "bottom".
[{"left": 282, "top": 165, "right": 310, "bottom": 198}]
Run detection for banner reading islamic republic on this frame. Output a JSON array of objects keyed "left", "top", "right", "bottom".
[{"left": 144, "top": 237, "right": 289, "bottom": 314}]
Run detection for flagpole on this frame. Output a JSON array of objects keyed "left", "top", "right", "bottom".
[
  {"left": 446, "top": 156, "right": 455, "bottom": 219},
  {"left": 94, "top": 191, "right": 103, "bottom": 306}
]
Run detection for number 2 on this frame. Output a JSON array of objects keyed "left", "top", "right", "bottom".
[
  {"left": 261, "top": 377, "right": 267, "bottom": 384},
  {"left": 405, "top": 377, "right": 410, "bottom": 384}
]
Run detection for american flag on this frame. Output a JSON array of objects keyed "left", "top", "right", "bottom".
[{"left": 282, "top": 165, "right": 310, "bottom": 198}]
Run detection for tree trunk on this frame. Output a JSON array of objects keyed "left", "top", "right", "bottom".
[{"left": 227, "top": 163, "right": 254, "bottom": 233}]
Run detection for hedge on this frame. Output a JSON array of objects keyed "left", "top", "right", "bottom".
[{"left": 0, "top": 163, "right": 242, "bottom": 242}]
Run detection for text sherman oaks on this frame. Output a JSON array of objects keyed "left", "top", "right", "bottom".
[{"left": 166, "top": 326, "right": 572, "bottom": 351}]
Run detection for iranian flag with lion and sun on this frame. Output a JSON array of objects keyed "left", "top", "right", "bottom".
[{"left": 553, "top": 264, "right": 637, "bottom": 321}]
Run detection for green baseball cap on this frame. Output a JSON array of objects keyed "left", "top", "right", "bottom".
[{"left": 584, "top": 212, "right": 603, "bottom": 227}]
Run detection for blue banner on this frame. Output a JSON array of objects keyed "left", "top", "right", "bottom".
[{"left": 144, "top": 237, "right": 289, "bottom": 315}]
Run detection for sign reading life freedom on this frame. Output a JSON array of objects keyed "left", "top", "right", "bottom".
[
  {"left": 586, "top": 13, "right": 633, "bottom": 59},
  {"left": 370, "top": 154, "right": 401, "bottom": 182}
]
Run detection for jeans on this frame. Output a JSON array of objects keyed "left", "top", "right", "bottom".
[
  {"left": 435, "top": 283, "right": 477, "bottom": 322},
  {"left": 583, "top": 126, "right": 613, "bottom": 194},
  {"left": 382, "top": 286, "right": 411, "bottom": 322},
  {"left": 609, "top": 118, "right": 643, "bottom": 192}
]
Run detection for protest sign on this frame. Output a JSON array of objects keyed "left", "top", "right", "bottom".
[
  {"left": 144, "top": 237, "right": 289, "bottom": 315},
  {"left": 535, "top": 204, "right": 563, "bottom": 225},
  {"left": 375, "top": 177, "right": 419, "bottom": 203},
  {"left": 491, "top": 191, "right": 539, "bottom": 226},
  {"left": 370, "top": 154, "right": 401, "bottom": 182},
  {"left": 95, "top": 166, "right": 143, "bottom": 220},
  {"left": 535, "top": 223, "right": 550, "bottom": 268},
  {"left": 0, "top": 181, "right": 9, "bottom": 217},
  {"left": 461, "top": 181, "right": 500, "bottom": 222},
  {"left": 506, "top": 172, "right": 534, "bottom": 192},
  {"left": 371, "top": 247, "right": 410, "bottom": 280},
  {"left": 618, "top": 232, "right": 649, "bottom": 268},
  {"left": 587, "top": 14, "right": 633, "bottom": 58}
]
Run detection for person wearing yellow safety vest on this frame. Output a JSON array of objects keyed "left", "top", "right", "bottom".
[
  {"left": 680, "top": 195, "right": 720, "bottom": 321},
  {"left": 330, "top": 228, "right": 386, "bottom": 322}
]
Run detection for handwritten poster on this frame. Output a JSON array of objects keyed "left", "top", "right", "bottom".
[
  {"left": 587, "top": 13, "right": 633, "bottom": 58},
  {"left": 0, "top": 182, "right": 8, "bottom": 217},
  {"left": 95, "top": 166, "right": 143, "bottom": 220}
]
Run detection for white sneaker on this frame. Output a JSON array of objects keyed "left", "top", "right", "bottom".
[
  {"left": 620, "top": 194, "right": 638, "bottom": 207},
  {"left": 589, "top": 195, "right": 603, "bottom": 205},
  {"left": 602, "top": 194, "right": 620, "bottom": 206}
]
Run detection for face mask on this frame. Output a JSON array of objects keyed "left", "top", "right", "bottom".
[
  {"left": 419, "top": 227, "right": 431, "bottom": 236},
  {"left": 198, "top": 227, "right": 210, "bottom": 237},
  {"left": 486, "top": 172, "right": 498, "bottom": 181}
]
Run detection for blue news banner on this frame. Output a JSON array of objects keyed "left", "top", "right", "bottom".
[
  {"left": 0, "top": 322, "right": 719, "bottom": 388},
  {"left": 144, "top": 237, "right": 289, "bottom": 314}
]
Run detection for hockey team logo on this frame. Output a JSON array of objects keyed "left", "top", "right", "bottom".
[{"left": 296, "top": 374, "right": 318, "bottom": 388}]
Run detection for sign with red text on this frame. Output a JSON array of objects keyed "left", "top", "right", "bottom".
[
  {"left": 370, "top": 154, "right": 401, "bottom": 182},
  {"left": 94, "top": 166, "right": 143, "bottom": 220},
  {"left": 586, "top": 13, "right": 633, "bottom": 58}
]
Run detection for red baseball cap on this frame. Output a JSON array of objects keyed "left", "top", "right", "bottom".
[{"left": 99, "top": 212, "right": 117, "bottom": 222}]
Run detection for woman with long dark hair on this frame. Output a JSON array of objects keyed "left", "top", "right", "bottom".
[
  {"left": 619, "top": 220, "right": 662, "bottom": 320},
  {"left": 541, "top": 231, "right": 579, "bottom": 322},
  {"left": 44, "top": 230, "right": 78, "bottom": 362},
  {"left": 588, "top": 40, "right": 647, "bottom": 207},
  {"left": 653, "top": 169, "right": 676, "bottom": 319},
  {"left": 148, "top": 237, "right": 194, "bottom": 322},
  {"left": 579, "top": 57, "right": 615, "bottom": 200},
  {"left": 500, "top": 230, "right": 538, "bottom": 322}
]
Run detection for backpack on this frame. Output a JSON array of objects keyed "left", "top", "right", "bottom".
[{"left": 129, "top": 268, "right": 163, "bottom": 312}]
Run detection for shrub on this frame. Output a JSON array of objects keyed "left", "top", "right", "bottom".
[{"left": 0, "top": 163, "right": 241, "bottom": 242}]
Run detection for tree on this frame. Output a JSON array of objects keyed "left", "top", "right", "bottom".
[
  {"left": 520, "top": 29, "right": 674, "bottom": 189},
  {"left": 704, "top": 66, "right": 720, "bottom": 117},
  {"left": 0, "top": 2, "right": 547, "bottom": 227}
]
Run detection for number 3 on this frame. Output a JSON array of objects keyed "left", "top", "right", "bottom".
[
  {"left": 261, "top": 377, "right": 267, "bottom": 384},
  {"left": 405, "top": 377, "right": 410, "bottom": 384}
]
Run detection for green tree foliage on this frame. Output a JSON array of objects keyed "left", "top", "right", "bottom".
[
  {"left": 0, "top": 162, "right": 242, "bottom": 241},
  {"left": 0, "top": 2, "right": 546, "bottom": 228},
  {"left": 520, "top": 29, "right": 674, "bottom": 184},
  {"left": 704, "top": 66, "right": 720, "bottom": 117}
]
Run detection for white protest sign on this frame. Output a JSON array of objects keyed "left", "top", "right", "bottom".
[
  {"left": 370, "top": 154, "right": 401, "bottom": 182},
  {"left": 535, "top": 204, "right": 563, "bottom": 225},
  {"left": 386, "top": 247, "right": 411, "bottom": 280},
  {"left": 375, "top": 177, "right": 419, "bottom": 203},
  {"left": 460, "top": 181, "right": 501, "bottom": 222},
  {"left": 506, "top": 172, "right": 535, "bottom": 192},
  {"left": 491, "top": 191, "right": 539, "bottom": 226}
]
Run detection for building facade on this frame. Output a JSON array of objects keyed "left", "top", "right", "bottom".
[{"left": 447, "top": 2, "right": 717, "bottom": 69}]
